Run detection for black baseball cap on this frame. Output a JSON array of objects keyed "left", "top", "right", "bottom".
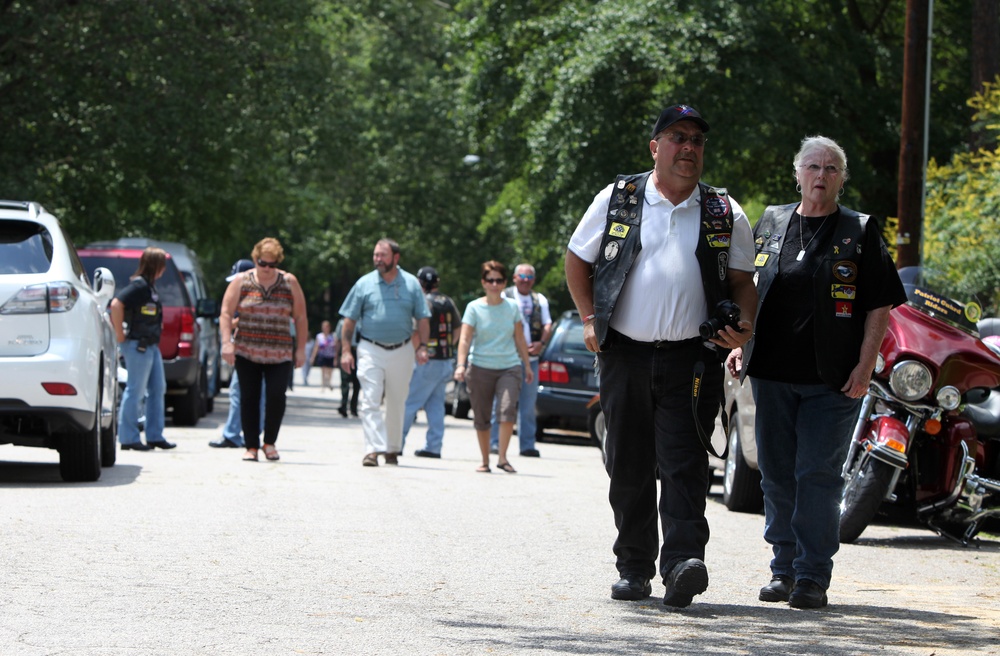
[
  {"left": 650, "top": 104, "right": 710, "bottom": 139},
  {"left": 226, "top": 258, "right": 254, "bottom": 281},
  {"left": 417, "top": 266, "right": 439, "bottom": 286}
]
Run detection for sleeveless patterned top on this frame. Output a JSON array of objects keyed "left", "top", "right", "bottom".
[{"left": 234, "top": 271, "right": 295, "bottom": 364}]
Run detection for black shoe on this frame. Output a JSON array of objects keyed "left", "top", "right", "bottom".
[
  {"left": 350, "top": 411, "right": 359, "bottom": 418},
  {"left": 414, "top": 449, "right": 441, "bottom": 459},
  {"left": 384, "top": 452, "right": 399, "bottom": 465},
  {"left": 209, "top": 438, "right": 241, "bottom": 449},
  {"left": 121, "top": 442, "right": 151, "bottom": 451},
  {"left": 788, "top": 579, "right": 828, "bottom": 609},
  {"left": 662, "top": 558, "right": 709, "bottom": 608},
  {"left": 489, "top": 447, "right": 499, "bottom": 455},
  {"left": 147, "top": 440, "right": 177, "bottom": 450},
  {"left": 611, "top": 574, "right": 652, "bottom": 601},
  {"left": 337, "top": 407, "right": 348, "bottom": 418},
  {"left": 520, "top": 448, "right": 540, "bottom": 457},
  {"left": 759, "top": 575, "right": 793, "bottom": 603}
]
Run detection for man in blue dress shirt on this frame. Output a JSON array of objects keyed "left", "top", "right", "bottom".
[{"left": 340, "top": 239, "right": 431, "bottom": 467}]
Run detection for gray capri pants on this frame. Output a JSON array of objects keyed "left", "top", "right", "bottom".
[{"left": 466, "top": 364, "right": 522, "bottom": 431}]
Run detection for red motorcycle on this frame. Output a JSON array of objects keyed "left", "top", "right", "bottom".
[{"left": 839, "top": 267, "right": 1000, "bottom": 545}]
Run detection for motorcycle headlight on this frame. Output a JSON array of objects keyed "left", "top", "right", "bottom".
[
  {"left": 936, "top": 385, "right": 961, "bottom": 410},
  {"left": 889, "top": 360, "right": 933, "bottom": 402}
]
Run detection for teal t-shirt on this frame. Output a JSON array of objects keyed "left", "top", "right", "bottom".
[{"left": 462, "top": 297, "right": 523, "bottom": 370}]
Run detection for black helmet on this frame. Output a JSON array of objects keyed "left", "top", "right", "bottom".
[{"left": 417, "top": 266, "right": 439, "bottom": 288}]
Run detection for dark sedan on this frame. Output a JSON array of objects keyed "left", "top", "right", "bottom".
[{"left": 535, "top": 310, "right": 599, "bottom": 440}]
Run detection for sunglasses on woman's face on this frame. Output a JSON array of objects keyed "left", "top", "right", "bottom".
[
  {"left": 483, "top": 277, "right": 505, "bottom": 284},
  {"left": 257, "top": 259, "right": 278, "bottom": 268}
]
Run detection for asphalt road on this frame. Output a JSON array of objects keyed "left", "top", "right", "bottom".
[{"left": 1, "top": 372, "right": 998, "bottom": 656}]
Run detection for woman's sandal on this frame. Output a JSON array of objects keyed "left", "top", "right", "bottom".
[
  {"left": 476, "top": 464, "right": 491, "bottom": 473},
  {"left": 497, "top": 461, "right": 517, "bottom": 474},
  {"left": 242, "top": 448, "right": 259, "bottom": 462},
  {"left": 262, "top": 444, "right": 280, "bottom": 461}
]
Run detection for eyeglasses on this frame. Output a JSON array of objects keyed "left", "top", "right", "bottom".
[
  {"left": 483, "top": 277, "right": 505, "bottom": 284},
  {"left": 256, "top": 259, "right": 278, "bottom": 268},
  {"left": 660, "top": 131, "right": 707, "bottom": 147},
  {"left": 516, "top": 274, "right": 534, "bottom": 281},
  {"left": 800, "top": 164, "right": 842, "bottom": 175}
]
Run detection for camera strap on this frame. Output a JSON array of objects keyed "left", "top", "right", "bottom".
[{"left": 691, "top": 360, "right": 729, "bottom": 459}]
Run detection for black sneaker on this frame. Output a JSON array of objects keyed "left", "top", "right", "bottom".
[
  {"left": 209, "top": 438, "right": 241, "bottom": 449},
  {"left": 662, "top": 558, "right": 709, "bottom": 608},
  {"left": 414, "top": 449, "right": 441, "bottom": 458},
  {"left": 611, "top": 574, "right": 652, "bottom": 601},
  {"left": 147, "top": 440, "right": 177, "bottom": 450},
  {"left": 520, "top": 448, "right": 540, "bottom": 457}
]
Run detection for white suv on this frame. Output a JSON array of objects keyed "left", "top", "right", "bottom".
[{"left": 0, "top": 201, "right": 119, "bottom": 481}]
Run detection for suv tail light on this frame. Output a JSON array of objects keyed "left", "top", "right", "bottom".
[
  {"left": 0, "top": 282, "right": 79, "bottom": 314},
  {"left": 178, "top": 307, "right": 196, "bottom": 357},
  {"left": 539, "top": 361, "right": 569, "bottom": 384}
]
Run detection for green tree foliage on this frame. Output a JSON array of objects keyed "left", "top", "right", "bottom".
[{"left": 923, "top": 78, "right": 1000, "bottom": 314}]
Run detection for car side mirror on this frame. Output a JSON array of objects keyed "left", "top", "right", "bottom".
[
  {"left": 92, "top": 267, "right": 116, "bottom": 305},
  {"left": 197, "top": 298, "right": 220, "bottom": 318}
]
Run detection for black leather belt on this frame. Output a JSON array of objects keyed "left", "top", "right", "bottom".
[
  {"left": 358, "top": 334, "right": 409, "bottom": 350},
  {"left": 609, "top": 328, "right": 701, "bottom": 350}
]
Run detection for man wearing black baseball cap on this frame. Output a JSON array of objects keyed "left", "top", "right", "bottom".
[
  {"left": 565, "top": 104, "right": 758, "bottom": 607},
  {"left": 400, "top": 266, "right": 461, "bottom": 458}
]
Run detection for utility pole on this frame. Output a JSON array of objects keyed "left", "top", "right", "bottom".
[{"left": 896, "top": 0, "right": 930, "bottom": 268}]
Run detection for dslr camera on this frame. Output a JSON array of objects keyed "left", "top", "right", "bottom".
[{"left": 699, "top": 300, "right": 741, "bottom": 339}]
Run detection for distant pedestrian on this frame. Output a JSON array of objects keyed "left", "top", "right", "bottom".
[
  {"left": 220, "top": 238, "right": 308, "bottom": 462},
  {"left": 339, "top": 239, "right": 431, "bottom": 467},
  {"left": 454, "top": 260, "right": 533, "bottom": 473},
  {"left": 112, "top": 247, "right": 175, "bottom": 451},
  {"left": 401, "top": 266, "right": 462, "bottom": 458},
  {"left": 311, "top": 320, "right": 338, "bottom": 391},
  {"left": 335, "top": 317, "right": 359, "bottom": 418}
]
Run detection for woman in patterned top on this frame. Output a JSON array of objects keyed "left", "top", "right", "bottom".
[{"left": 220, "top": 237, "right": 308, "bottom": 462}]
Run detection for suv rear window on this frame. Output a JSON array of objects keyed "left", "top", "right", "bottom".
[
  {"left": 0, "top": 220, "right": 54, "bottom": 274},
  {"left": 79, "top": 254, "right": 190, "bottom": 306}
]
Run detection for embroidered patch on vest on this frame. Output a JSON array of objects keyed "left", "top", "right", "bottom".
[
  {"left": 755, "top": 253, "right": 770, "bottom": 267},
  {"left": 608, "top": 222, "right": 630, "bottom": 238},
  {"left": 717, "top": 252, "right": 729, "bottom": 280},
  {"left": 704, "top": 195, "right": 730, "bottom": 218},
  {"left": 831, "top": 284, "right": 856, "bottom": 300},
  {"left": 705, "top": 233, "right": 731, "bottom": 248},
  {"left": 836, "top": 301, "right": 853, "bottom": 318},
  {"left": 832, "top": 260, "right": 858, "bottom": 283}
]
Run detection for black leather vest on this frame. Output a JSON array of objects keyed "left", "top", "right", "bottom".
[
  {"left": 426, "top": 290, "right": 458, "bottom": 360},
  {"left": 592, "top": 172, "right": 733, "bottom": 346},
  {"left": 742, "top": 203, "right": 869, "bottom": 389},
  {"left": 124, "top": 277, "right": 163, "bottom": 345},
  {"left": 504, "top": 288, "right": 543, "bottom": 342}
]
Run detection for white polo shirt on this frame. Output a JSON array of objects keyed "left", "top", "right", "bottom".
[{"left": 569, "top": 180, "right": 755, "bottom": 342}]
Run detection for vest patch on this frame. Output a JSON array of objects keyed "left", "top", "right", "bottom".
[
  {"left": 755, "top": 253, "right": 770, "bottom": 267},
  {"left": 706, "top": 233, "right": 731, "bottom": 248},
  {"left": 833, "top": 260, "right": 858, "bottom": 283},
  {"left": 836, "top": 301, "right": 853, "bottom": 318},
  {"left": 717, "top": 252, "right": 729, "bottom": 280},
  {"left": 831, "top": 284, "right": 856, "bottom": 300},
  {"left": 604, "top": 241, "right": 621, "bottom": 261},
  {"left": 609, "top": 222, "right": 631, "bottom": 238},
  {"left": 704, "top": 195, "right": 730, "bottom": 218}
]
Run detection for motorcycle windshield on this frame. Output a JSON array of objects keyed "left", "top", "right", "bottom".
[{"left": 898, "top": 267, "right": 983, "bottom": 336}]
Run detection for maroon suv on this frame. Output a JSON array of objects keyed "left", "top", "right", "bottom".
[{"left": 77, "top": 247, "right": 206, "bottom": 426}]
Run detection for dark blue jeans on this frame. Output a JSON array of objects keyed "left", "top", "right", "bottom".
[
  {"left": 750, "top": 377, "right": 860, "bottom": 589},
  {"left": 598, "top": 331, "right": 722, "bottom": 583}
]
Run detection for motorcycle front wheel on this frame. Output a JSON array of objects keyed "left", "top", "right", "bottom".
[{"left": 839, "top": 452, "right": 897, "bottom": 543}]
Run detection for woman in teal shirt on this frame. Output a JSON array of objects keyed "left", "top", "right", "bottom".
[{"left": 454, "top": 261, "right": 533, "bottom": 473}]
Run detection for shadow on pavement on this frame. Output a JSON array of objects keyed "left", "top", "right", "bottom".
[{"left": 0, "top": 461, "right": 141, "bottom": 487}]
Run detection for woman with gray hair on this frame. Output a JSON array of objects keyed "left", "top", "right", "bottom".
[{"left": 726, "top": 136, "right": 905, "bottom": 609}]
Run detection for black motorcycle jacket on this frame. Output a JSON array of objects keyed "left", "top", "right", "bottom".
[
  {"left": 503, "top": 287, "right": 543, "bottom": 343},
  {"left": 426, "top": 290, "right": 459, "bottom": 360},
  {"left": 591, "top": 172, "right": 734, "bottom": 346},
  {"left": 741, "top": 203, "right": 868, "bottom": 389}
]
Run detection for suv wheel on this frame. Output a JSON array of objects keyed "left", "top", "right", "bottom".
[
  {"left": 172, "top": 383, "right": 202, "bottom": 427},
  {"left": 59, "top": 385, "right": 102, "bottom": 482}
]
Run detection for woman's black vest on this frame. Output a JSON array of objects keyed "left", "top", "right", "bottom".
[
  {"left": 124, "top": 277, "right": 163, "bottom": 346},
  {"left": 592, "top": 172, "right": 733, "bottom": 346},
  {"left": 741, "top": 203, "right": 869, "bottom": 390}
]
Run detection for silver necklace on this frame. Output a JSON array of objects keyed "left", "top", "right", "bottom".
[{"left": 796, "top": 212, "right": 832, "bottom": 261}]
